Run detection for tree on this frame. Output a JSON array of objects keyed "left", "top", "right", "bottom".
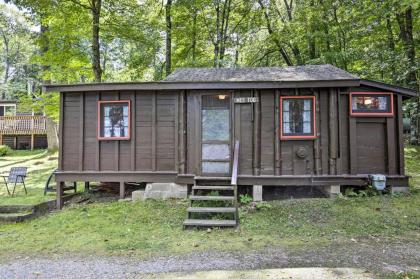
[{"left": 68, "top": 0, "right": 102, "bottom": 82}]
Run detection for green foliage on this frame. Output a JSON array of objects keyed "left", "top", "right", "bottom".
[
  {"left": 0, "top": 145, "right": 12, "bottom": 156},
  {"left": 239, "top": 194, "right": 252, "bottom": 205},
  {"left": 344, "top": 186, "right": 380, "bottom": 198}
]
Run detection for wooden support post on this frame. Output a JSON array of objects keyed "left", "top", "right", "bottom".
[
  {"left": 56, "top": 181, "right": 64, "bottom": 209},
  {"left": 120, "top": 181, "right": 125, "bottom": 199},
  {"left": 30, "top": 134, "right": 35, "bottom": 150},
  {"left": 84, "top": 181, "right": 90, "bottom": 192}
]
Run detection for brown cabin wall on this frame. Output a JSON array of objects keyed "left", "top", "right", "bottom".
[
  {"left": 59, "top": 86, "right": 405, "bottom": 180},
  {"left": 60, "top": 90, "right": 178, "bottom": 173}
]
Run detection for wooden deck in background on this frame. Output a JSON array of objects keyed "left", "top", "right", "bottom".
[{"left": 0, "top": 116, "right": 47, "bottom": 135}]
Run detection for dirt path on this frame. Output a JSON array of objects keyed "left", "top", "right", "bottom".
[{"left": 0, "top": 240, "right": 419, "bottom": 278}]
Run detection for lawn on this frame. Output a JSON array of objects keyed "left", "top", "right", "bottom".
[
  {"left": 0, "top": 147, "right": 419, "bottom": 259},
  {"left": 0, "top": 149, "right": 58, "bottom": 205}
]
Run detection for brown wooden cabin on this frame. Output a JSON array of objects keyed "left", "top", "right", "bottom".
[
  {"left": 0, "top": 100, "right": 48, "bottom": 150},
  {"left": 44, "top": 65, "right": 417, "bottom": 209}
]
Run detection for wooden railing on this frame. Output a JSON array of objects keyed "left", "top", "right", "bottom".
[
  {"left": 231, "top": 140, "right": 240, "bottom": 226},
  {"left": 0, "top": 116, "right": 47, "bottom": 135}
]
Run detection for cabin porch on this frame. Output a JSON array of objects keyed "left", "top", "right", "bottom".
[{"left": 0, "top": 116, "right": 48, "bottom": 150}]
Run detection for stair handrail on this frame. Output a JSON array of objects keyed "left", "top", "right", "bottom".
[
  {"left": 231, "top": 140, "right": 240, "bottom": 227},
  {"left": 231, "top": 140, "right": 240, "bottom": 186}
]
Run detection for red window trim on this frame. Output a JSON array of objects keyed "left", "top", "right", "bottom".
[
  {"left": 280, "top": 96, "right": 317, "bottom": 140},
  {"left": 349, "top": 92, "right": 394, "bottom": 117},
  {"left": 97, "top": 100, "right": 131, "bottom": 140}
]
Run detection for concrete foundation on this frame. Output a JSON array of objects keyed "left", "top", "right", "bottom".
[
  {"left": 253, "top": 185, "right": 263, "bottom": 202},
  {"left": 132, "top": 183, "right": 187, "bottom": 201},
  {"left": 318, "top": 185, "right": 341, "bottom": 198},
  {"left": 391, "top": 186, "right": 409, "bottom": 194}
]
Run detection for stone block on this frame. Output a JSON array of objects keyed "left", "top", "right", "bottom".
[
  {"left": 132, "top": 190, "right": 145, "bottom": 201},
  {"left": 142, "top": 183, "right": 187, "bottom": 200},
  {"left": 253, "top": 185, "right": 263, "bottom": 202},
  {"left": 391, "top": 186, "right": 409, "bottom": 194}
]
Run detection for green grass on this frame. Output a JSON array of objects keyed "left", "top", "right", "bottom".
[
  {"left": 405, "top": 145, "right": 420, "bottom": 191},
  {"left": 0, "top": 193, "right": 418, "bottom": 258},
  {"left": 0, "top": 147, "right": 419, "bottom": 258},
  {"left": 0, "top": 150, "right": 57, "bottom": 205}
]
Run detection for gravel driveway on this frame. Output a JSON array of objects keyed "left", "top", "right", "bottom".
[{"left": 0, "top": 240, "right": 419, "bottom": 278}]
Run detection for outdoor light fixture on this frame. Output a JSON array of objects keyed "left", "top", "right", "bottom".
[
  {"left": 364, "top": 98, "right": 372, "bottom": 105},
  {"left": 218, "top": 95, "right": 226, "bottom": 100}
]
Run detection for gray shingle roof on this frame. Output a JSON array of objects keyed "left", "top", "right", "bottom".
[{"left": 164, "top": 64, "right": 359, "bottom": 82}]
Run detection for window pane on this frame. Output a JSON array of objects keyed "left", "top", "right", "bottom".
[
  {"left": 304, "top": 100, "right": 311, "bottom": 110},
  {"left": 100, "top": 102, "right": 130, "bottom": 139},
  {"left": 202, "top": 109, "right": 229, "bottom": 141},
  {"left": 282, "top": 98, "right": 314, "bottom": 137},
  {"left": 303, "top": 111, "right": 311, "bottom": 122},
  {"left": 352, "top": 95, "right": 390, "bottom": 113},
  {"left": 202, "top": 144, "right": 230, "bottom": 160},
  {"left": 5, "top": 106, "right": 15, "bottom": 116},
  {"left": 202, "top": 162, "right": 230, "bottom": 174},
  {"left": 303, "top": 122, "right": 311, "bottom": 133}
]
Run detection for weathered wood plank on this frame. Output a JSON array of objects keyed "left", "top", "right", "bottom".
[
  {"left": 387, "top": 117, "right": 397, "bottom": 174},
  {"left": 397, "top": 95, "right": 405, "bottom": 175},
  {"left": 349, "top": 117, "right": 357, "bottom": 174},
  {"left": 79, "top": 92, "right": 84, "bottom": 172}
]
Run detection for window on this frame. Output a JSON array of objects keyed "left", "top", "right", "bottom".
[
  {"left": 280, "top": 96, "right": 316, "bottom": 140},
  {"left": 350, "top": 92, "right": 394, "bottom": 116},
  {"left": 0, "top": 105, "right": 16, "bottom": 116},
  {"left": 98, "top": 100, "right": 130, "bottom": 140}
]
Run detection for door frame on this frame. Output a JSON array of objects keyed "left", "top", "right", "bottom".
[{"left": 198, "top": 91, "right": 234, "bottom": 177}]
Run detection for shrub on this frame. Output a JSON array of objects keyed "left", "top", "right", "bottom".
[
  {"left": 0, "top": 145, "right": 11, "bottom": 156},
  {"left": 239, "top": 194, "right": 253, "bottom": 205}
]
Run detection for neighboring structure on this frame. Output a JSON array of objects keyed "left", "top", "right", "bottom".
[
  {"left": 0, "top": 99, "right": 48, "bottom": 150},
  {"left": 45, "top": 65, "right": 417, "bottom": 216}
]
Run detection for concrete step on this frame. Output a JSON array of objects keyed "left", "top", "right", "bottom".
[
  {"left": 183, "top": 219, "right": 237, "bottom": 227},
  {"left": 189, "top": 195, "right": 234, "bottom": 201},
  {"left": 192, "top": 186, "right": 234, "bottom": 191},
  {"left": 187, "top": 207, "right": 236, "bottom": 213}
]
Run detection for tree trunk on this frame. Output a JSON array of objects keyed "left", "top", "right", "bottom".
[
  {"left": 218, "top": 0, "right": 231, "bottom": 67},
  {"left": 165, "top": 0, "right": 172, "bottom": 76},
  {"left": 258, "top": 0, "right": 293, "bottom": 66},
  {"left": 385, "top": 16, "right": 396, "bottom": 83},
  {"left": 191, "top": 8, "right": 197, "bottom": 63},
  {"left": 213, "top": 0, "right": 221, "bottom": 67},
  {"left": 91, "top": 0, "right": 102, "bottom": 82},
  {"left": 396, "top": 7, "right": 419, "bottom": 144},
  {"left": 40, "top": 21, "right": 51, "bottom": 84}
]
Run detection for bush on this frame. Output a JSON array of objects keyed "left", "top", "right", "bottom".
[{"left": 0, "top": 145, "right": 11, "bottom": 156}]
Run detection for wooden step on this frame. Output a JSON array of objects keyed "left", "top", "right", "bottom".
[
  {"left": 183, "top": 219, "right": 237, "bottom": 227},
  {"left": 189, "top": 195, "right": 234, "bottom": 201},
  {"left": 194, "top": 176, "right": 230, "bottom": 181},
  {"left": 192, "top": 186, "right": 234, "bottom": 191},
  {"left": 187, "top": 207, "right": 236, "bottom": 213}
]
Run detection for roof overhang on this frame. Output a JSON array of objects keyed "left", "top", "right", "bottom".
[
  {"left": 360, "top": 79, "right": 417, "bottom": 97},
  {"left": 43, "top": 79, "right": 361, "bottom": 93}
]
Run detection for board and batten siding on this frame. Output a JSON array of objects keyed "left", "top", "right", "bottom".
[
  {"left": 60, "top": 91, "right": 178, "bottom": 173},
  {"left": 59, "top": 86, "right": 405, "bottom": 180}
]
